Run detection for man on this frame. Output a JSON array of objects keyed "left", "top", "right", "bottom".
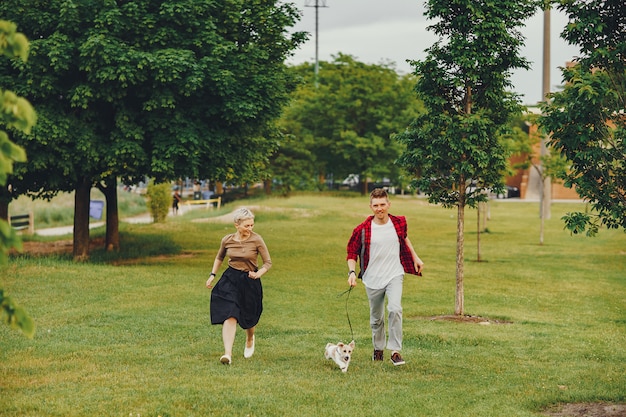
[{"left": 346, "top": 188, "right": 424, "bottom": 365}]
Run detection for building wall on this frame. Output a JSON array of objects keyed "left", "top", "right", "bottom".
[{"left": 506, "top": 121, "right": 580, "bottom": 200}]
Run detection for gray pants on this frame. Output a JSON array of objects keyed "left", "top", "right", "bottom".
[{"left": 365, "top": 275, "right": 403, "bottom": 352}]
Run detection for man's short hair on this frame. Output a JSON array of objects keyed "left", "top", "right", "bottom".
[{"left": 370, "top": 188, "right": 388, "bottom": 201}]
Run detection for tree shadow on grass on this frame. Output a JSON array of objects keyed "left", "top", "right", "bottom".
[{"left": 18, "top": 231, "right": 183, "bottom": 264}]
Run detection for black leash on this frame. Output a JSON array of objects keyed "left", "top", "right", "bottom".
[{"left": 337, "top": 286, "right": 354, "bottom": 341}]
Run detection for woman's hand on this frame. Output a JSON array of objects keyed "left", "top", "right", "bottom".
[
  {"left": 248, "top": 270, "right": 263, "bottom": 279},
  {"left": 206, "top": 275, "right": 215, "bottom": 288}
]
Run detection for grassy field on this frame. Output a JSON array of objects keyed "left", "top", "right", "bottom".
[{"left": 1, "top": 194, "right": 624, "bottom": 417}]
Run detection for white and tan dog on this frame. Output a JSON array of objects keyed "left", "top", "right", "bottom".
[{"left": 324, "top": 340, "right": 355, "bottom": 373}]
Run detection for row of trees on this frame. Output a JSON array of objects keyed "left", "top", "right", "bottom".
[
  {"left": 398, "top": 0, "right": 625, "bottom": 315},
  {"left": 1, "top": 1, "right": 622, "bottom": 321},
  {"left": 273, "top": 53, "right": 425, "bottom": 195}
]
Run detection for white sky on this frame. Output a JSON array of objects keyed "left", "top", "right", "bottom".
[{"left": 286, "top": 0, "right": 581, "bottom": 105}]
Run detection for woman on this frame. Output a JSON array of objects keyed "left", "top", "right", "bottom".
[{"left": 206, "top": 207, "right": 272, "bottom": 365}]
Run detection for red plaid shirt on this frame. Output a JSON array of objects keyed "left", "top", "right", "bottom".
[{"left": 346, "top": 214, "right": 418, "bottom": 277}]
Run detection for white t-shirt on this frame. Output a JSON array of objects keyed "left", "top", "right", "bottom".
[{"left": 362, "top": 219, "right": 404, "bottom": 289}]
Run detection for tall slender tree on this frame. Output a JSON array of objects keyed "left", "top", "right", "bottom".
[{"left": 397, "top": 0, "right": 539, "bottom": 315}]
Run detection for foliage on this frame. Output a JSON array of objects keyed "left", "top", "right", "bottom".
[
  {"left": 506, "top": 114, "right": 569, "bottom": 182},
  {"left": 539, "top": 0, "right": 626, "bottom": 234},
  {"left": 0, "top": 288, "right": 34, "bottom": 338},
  {"left": 145, "top": 181, "right": 171, "bottom": 223},
  {"left": 0, "top": 0, "right": 306, "bottom": 258},
  {"left": 1, "top": 196, "right": 625, "bottom": 416},
  {"left": 398, "top": 0, "right": 537, "bottom": 206},
  {"left": 0, "top": 20, "right": 31, "bottom": 196},
  {"left": 267, "top": 131, "right": 318, "bottom": 196},
  {"left": 397, "top": 0, "right": 540, "bottom": 315},
  {"left": 277, "top": 54, "right": 425, "bottom": 193},
  {"left": 0, "top": 20, "right": 35, "bottom": 337}
]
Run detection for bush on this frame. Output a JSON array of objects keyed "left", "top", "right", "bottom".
[{"left": 145, "top": 181, "right": 171, "bottom": 223}]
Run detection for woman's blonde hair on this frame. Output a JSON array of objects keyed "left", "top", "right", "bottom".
[{"left": 233, "top": 207, "right": 255, "bottom": 224}]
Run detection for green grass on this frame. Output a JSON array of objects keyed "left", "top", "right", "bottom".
[{"left": 1, "top": 195, "right": 625, "bottom": 417}]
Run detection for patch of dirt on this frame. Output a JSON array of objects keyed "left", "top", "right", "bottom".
[
  {"left": 416, "top": 314, "right": 513, "bottom": 325},
  {"left": 542, "top": 403, "right": 626, "bottom": 417}
]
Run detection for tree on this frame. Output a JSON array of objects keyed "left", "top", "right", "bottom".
[
  {"left": 0, "top": 0, "right": 306, "bottom": 260},
  {"left": 539, "top": 0, "right": 625, "bottom": 236},
  {"left": 397, "top": 0, "right": 538, "bottom": 315},
  {"left": 278, "top": 55, "right": 425, "bottom": 194},
  {"left": 0, "top": 20, "right": 35, "bottom": 338}
]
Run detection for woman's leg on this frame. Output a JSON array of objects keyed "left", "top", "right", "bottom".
[
  {"left": 222, "top": 317, "right": 238, "bottom": 357},
  {"left": 245, "top": 326, "right": 255, "bottom": 348}
]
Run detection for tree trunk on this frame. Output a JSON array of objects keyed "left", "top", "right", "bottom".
[
  {"left": 0, "top": 186, "right": 11, "bottom": 220},
  {"left": 73, "top": 177, "right": 91, "bottom": 262},
  {"left": 359, "top": 173, "right": 368, "bottom": 196},
  {"left": 457, "top": 85, "right": 471, "bottom": 314},
  {"left": 455, "top": 201, "right": 465, "bottom": 315},
  {"left": 98, "top": 176, "right": 119, "bottom": 252},
  {"left": 476, "top": 204, "right": 481, "bottom": 262},
  {"left": 0, "top": 200, "right": 8, "bottom": 221}
]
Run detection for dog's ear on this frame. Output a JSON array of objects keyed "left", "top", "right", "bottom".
[
  {"left": 349, "top": 340, "right": 355, "bottom": 348},
  {"left": 337, "top": 342, "right": 345, "bottom": 348}
]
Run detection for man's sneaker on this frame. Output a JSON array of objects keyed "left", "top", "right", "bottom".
[
  {"left": 373, "top": 350, "right": 384, "bottom": 361},
  {"left": 390, "top": 351, "right": 405, "bottom": 366}
]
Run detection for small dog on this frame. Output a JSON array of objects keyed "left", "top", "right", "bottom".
[{"left": 324, "top": 340, "right": 355, "bottom": 373}]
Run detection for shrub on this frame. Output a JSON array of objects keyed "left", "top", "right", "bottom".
[{"left": 145, "top": 181, "right": 171, "bottom": 223}]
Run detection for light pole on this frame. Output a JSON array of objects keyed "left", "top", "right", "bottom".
[{"left": 304, "top": 0, "right": 328, "bottom": 87}]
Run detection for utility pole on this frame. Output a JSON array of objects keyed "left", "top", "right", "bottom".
[
  {"left": 304, "top": 0, "right": 328, "bottom": 87},
  {"left": 539, "top": 5, "right": 552, "bottom": 244}
]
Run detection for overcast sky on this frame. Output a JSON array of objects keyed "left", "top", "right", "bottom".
[{"left": 286, "top": 0, "right": 581, "bottom": 105}]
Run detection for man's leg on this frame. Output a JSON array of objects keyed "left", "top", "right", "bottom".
[
  {"left": 365, "top": 286, "right": 386, "bottom": 350},
  {"left": 386, "top": 275, "right": 404, "bottom": 352}
]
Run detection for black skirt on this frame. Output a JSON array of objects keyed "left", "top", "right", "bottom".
[{"left": 210, "top": 266, "right": 263, "bottom": 329}]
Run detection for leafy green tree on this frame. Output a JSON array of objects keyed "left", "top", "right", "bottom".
[
  {"left": 279, "top": 55, "right": 425, "bottom": 194},
  {"left": 539, "top": 0, "right": 625, "bottom": 236},
  {"left": 397, "top": 0, "right": 538, "bottom": 315},
  {"left": 0, "top": 0, "right": 306, "bottom": 260},
  {"left": 0, "top": 20, "right": 35, "bottom": 338}
]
